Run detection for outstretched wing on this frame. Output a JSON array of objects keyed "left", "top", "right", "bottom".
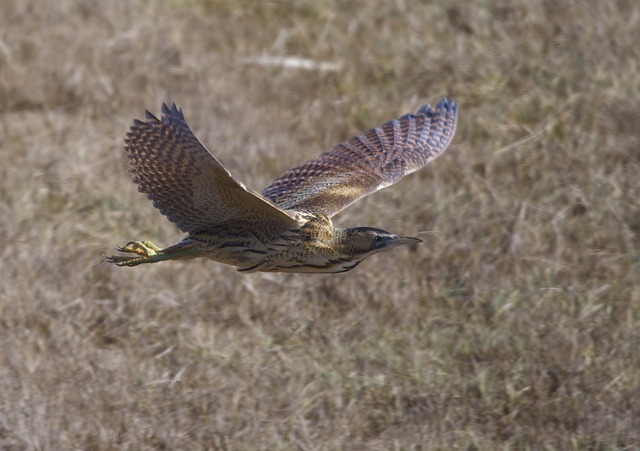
[
  {"left": 262, "top": 98, "right": 458, "bottom": 218},
  {"left": 125, "top": 104, "right": 298, "bottom": 233}
]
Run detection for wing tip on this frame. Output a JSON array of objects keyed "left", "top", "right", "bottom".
[
  {"left": 127, "top": 111, "right": 159, "bottom": 140},
  {"left": 437, "top": 96, "right": 456, "bottom": 108},
  {"left": 143, "top": 110, "right": 159, "bottom": 124},
  {"left": 161, "top": 102, "right": 184, "bottom": 122},
  {"left": 133, "top": 105, "right": 178, "bottom": 128},
  {"left": 416, "top": 103, "right": 432, "bottom": 115},
  {"left": 417, "top": 97, "right": 457, "bottom": 116}
]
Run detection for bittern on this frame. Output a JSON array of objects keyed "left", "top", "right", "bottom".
[{"left": 107, "top": 98, "right": 458, "bottom": 273}]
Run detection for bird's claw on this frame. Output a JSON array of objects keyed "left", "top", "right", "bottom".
[
  {"left": 106, "top": 240, "right": 161, "bottom": 266},
  {"left": 120, "top": 241, "right": 160, "bottom": 256}
]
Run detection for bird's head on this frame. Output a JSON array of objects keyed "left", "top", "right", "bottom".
[{"left": 342, "top": 227, "right": 422, "bottom": 259}]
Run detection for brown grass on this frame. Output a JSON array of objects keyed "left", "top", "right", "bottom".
[{"left": 1, "top": 0, "right": 639, "bottom": 449}]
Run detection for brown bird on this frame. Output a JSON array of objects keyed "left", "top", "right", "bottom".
[{"left": 107, "top": 99, "right": 458, "bottom": 273}]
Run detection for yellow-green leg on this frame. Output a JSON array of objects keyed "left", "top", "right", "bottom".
[
  {"left": 106, "top": 240, "right": 199, "bottom": 267},
  {"left": 106, "top": 241, "right": 162, "bottom": 266}
]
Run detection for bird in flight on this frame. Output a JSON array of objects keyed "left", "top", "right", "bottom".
[{"left": 107, "top": 98, "right": 458, "bottom": 273}]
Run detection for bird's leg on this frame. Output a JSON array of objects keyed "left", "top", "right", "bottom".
[
  {"left": 122, "top": 240, "right": 162, "bottom": 256},
  {"left": 106, "top": 240, "right": 199, "bottom": 267},
  {"left": 106, "top": 240, "right": 165, "bottom": 266}
]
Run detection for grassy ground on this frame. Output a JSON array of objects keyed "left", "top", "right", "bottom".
[{"left": 1, "top": 0, "right": 639, "bottom": 449}]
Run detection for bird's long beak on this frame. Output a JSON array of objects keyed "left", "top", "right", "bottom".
[
  {"left": 397, "top": 236, "right": 423, "bottom": 245},
  {"left": 381, "top": 235, "right": 422, "bottom": 250}
]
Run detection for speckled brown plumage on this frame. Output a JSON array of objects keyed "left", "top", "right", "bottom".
[
  {"left": 263, "top": 99, "right": 458, "bottom": 217},
  {"left": 126, "top": 104, "right": 298, "bottom": 234},
  {"left": 108, "top": 99, "right": 458, "bottom": 273}
]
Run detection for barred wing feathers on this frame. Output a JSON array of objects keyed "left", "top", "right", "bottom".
[
  {"left": 125, "top": 104, "right": 298, "bottom": 233},
  {"left": 262, "top": 98, "right": 458, "bottom": 218}
]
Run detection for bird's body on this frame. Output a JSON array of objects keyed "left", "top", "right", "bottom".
[{"left": 108, "top": 98, "right": 458, "bottom": 273}]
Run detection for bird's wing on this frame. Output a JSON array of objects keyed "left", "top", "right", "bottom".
[
  {"left": 262, "top": 98, "right": 458, "bottom": 218},
  {"left": 125, "top": 104, "right": 299, "bottom": 233}
]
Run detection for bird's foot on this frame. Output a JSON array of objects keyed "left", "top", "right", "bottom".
[{"left": 106, "top": 240, "right": 163, "bottom": 267}]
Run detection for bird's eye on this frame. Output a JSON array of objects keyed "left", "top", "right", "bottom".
[{"left": 375, "top": 236, "right": 383, "bottom": 242}]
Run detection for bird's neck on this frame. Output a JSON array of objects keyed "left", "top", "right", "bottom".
[
  {"left": 292, "top": 210, "right": 351, "bottom": 250},
  {"left": 327, "top": 227, "right": 363, "bottom": 256},
  {"left": 329, "top": 227, "right": 349, "bottom": 244}
]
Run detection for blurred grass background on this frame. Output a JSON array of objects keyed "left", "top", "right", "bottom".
[{"left": 1, "top": 0, "right": 639, "bottom": 449}]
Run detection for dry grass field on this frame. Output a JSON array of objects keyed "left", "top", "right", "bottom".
[{"left": 1, "top": 0, "right": 639, "bottom": 449}]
